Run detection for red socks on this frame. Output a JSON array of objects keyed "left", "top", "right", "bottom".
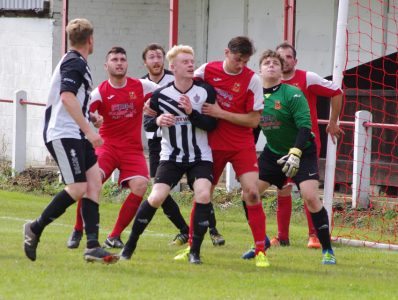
[
  {"left": 246, "top": 202, "right": 266, "bottom": 254},
  {"left": 276, "top": 195, "right": 292, "bottom": 241},
  {"left": 74, "top": 199, "right": 84, "bottom": 232},
  {"left": 304, "top": 202, "right": 317, "bottom": 236},
  {"left": 109, "top": 193, "right": 143, "bottom": 238}
]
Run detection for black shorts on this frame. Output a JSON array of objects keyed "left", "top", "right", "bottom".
[
  {"left": 148, "top": 137, "right": 162, "bottom": 178},
  {"left": 154, "top": 160, "right": 213, "bottom": 190},
  {"left": 258, "top": 143, "right": 319, "bottom": 189},
  {"left": 46, "top": 138, "right": 97, "bottom": 184}
]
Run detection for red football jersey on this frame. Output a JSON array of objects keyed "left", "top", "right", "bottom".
[
  {"left": 281, "top": 69, "right": 342, "bottom": 150},
  {"left": 195, "top": 61, "right": 263, "bottom": 150},
  {"left": 90, "top": 77, "right": 158, "bottom": 149}
]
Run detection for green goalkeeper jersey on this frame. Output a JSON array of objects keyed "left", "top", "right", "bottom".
[{"left": 260, "top": 83, "right": 313, "bottom": 155}]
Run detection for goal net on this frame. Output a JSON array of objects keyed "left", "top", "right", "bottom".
[{"left": 330, "top": 0, "right": 398, "bottom": 249}]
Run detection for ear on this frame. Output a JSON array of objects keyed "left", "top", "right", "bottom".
[{"left": 224, "top": 48, "right": 229, "bottom": 57}]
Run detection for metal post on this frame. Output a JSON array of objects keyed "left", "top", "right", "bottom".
[
  {"left": 352, "top": 110, "right": 372, "bottom": 208},
  {"left": 12, "top": 90, "right": 27, "bottom": 176}
]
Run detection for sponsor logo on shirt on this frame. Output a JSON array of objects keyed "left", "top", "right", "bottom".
[
  {"left": 214, "top": 88, "right": 233, "bottom": 108},
  {"left": 107, "top": 95, "right": 115, "bottom": 100},
  {"left": 213, "top": 77, "right": 222, "bottom": 82},
  {"left": 260, "top": 115, "right": 281, "bottom": 129},
  {"left": 109, "top": 103, "right": 135, "bottom": 119},
  {"left": 175, "top": 116, "right": 191, "bottom": 125}
]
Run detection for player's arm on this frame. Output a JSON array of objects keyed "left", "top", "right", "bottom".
[
  {"left": 327, "top": 93, "right": 344, "bottom": 143},
  {"left": 88, "top": 88, "right": 103, "bottom": 128},
  {"left": 141, "top": 79, "right": 161, "bottom": 117},
  {"left": 60, "top": 60, "right": 102, "bottom": 147},
  {"left": 306, "top": 71, "right": 344, "bottom": 143},
  {"left": 61, "top": 92, "right": 102, "bottom": 147},
  {"left": 143, "top": 91, "right": 162, "bottom": 132},
  {"left": 277, "top": 89, "right": 312, "bottom": 177},
  {"left": 202, "top": 101, "right": 260, "bottom": 128}
]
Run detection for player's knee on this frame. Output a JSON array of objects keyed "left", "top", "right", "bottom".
[
  {"left": 65, "top": 182, "right": 88, "bottom": 201},
  {"left": 194, "top": 189, "right": 211, "bottom": 204},
  {"left": 243, "top": 186, "right": 260, "bottom": 205},
  {"left": 129, "top": 178, "right": 149, "bottom": 197},
  {"left": 303, "top": 194, "right": 320, "bottom": 211},
  {"left": 148, "top": 195, "right": 164, "bottom": 208}
]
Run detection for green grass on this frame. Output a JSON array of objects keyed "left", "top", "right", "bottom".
[{"left": 1, "top": 190, "right": 397, "bottom": 300}]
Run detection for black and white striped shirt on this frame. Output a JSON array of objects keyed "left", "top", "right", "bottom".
[
  {"left": 43, "top": 50, "right": 93, "bottom": 143},
  {"left": 144, "top": 80, "right": 217, "bottom": 163}
]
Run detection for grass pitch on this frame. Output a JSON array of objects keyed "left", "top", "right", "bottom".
[{"left": 0, "top": 190, "right": 397, "bottom": 300}]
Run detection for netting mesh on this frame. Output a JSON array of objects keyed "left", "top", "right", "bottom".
[{"left": 331, "top": 0, "right": 398, "bottom": 247}]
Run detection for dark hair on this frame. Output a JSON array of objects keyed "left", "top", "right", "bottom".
[
  {"left": 259, "top": 49, "right": 284, "bottom": 68},
  {"left": 142, "top": 43, "right": 166, "bottom": 60},
  {"left": 275, "top": 41, "right": 297, "bottom": 59},
  {"left": 106, "top": 47, "right": 127, "bottom": 59},
  {"left": 227, "top": 36, "right": 255, "bottom": 56}
]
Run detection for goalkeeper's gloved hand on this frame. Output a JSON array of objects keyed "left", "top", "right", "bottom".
[{"left": 277, "top": 147, "right": 302, "bottom": 178}]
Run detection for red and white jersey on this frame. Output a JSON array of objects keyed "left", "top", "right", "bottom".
[
  {"left": 281, "top": 69, "right": 342, "bottom": 149},
  {"left": 90, "top": 77, "right": 159, "bottom": 150},
  {"left": 195, "top": 61, "right": 263, "bottom": 150}
]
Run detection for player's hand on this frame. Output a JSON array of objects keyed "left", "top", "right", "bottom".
[
  {"left": 156, "top": 113, "right": 175, "bottom": 127},
  {"left": 178, "top": 94, "right": 193, "bottom": 115},
  {"left": 326, "top": 120, "right": 344, "bottom": 144},
  {"left": 89, "top": 112, "right": 103, "bottom": 128},
  {"left": 277, "top": 147, "right": 302, "bottom": 178},
  {"left": 144, "top": 100, "right": 157, "bottom": 117},
  {"left": 86, "top": 131, "right": 103, "bottom": 148},
  {"left": 202, "top": 102, "right": 223, "bottom": 118}
]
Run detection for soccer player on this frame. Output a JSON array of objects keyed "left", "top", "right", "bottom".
[
  {"left": 141, "top": 43, "right": 190, "bottom": 246},
  {"left": 66, "top": 47, "right": 159, "bottom": 250},
  {"left": 120, "top": 45, "right": 217, "bottom": 264},
  {"left": 267, "top": 42, "right": 344, "bottom": 248},
  {"left": 23, "top": 18, "right": 119, "bottom": 264},
  {"left": 257, "top": 49, "right": 336, "bottom": 264},
  {"left": 193, "top": 36, "right": 269, "bottom": 267}
]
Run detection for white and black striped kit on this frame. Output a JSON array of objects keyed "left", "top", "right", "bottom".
[{"left": 144, "top": 81, "right": 216, "bottom": 163}]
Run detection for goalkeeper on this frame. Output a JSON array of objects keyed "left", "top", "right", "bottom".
[{"left": 256, "top": 50, "right": 336, "bottom": 265}]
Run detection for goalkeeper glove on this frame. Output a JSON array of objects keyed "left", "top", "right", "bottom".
[{"left": 277, "top": 147, "right": 302, "bottom": 178}]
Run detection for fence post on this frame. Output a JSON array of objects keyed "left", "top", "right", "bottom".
[
  {"left": 352, "top": 110, "right": 372, "bottom": 208},
  {"left": 12, "top": 90, "right": 27, "bottom": 176},
  {"left": 226, "top": 162, "right": 240, "bottom": 192}
]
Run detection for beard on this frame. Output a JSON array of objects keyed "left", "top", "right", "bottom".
[{"left": 148, "top": 64, "right": 164, "bottom": 76}]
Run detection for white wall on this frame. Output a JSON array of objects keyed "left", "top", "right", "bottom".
[{"left": 0, "top": 18, "right": 53, "bottom": 165}]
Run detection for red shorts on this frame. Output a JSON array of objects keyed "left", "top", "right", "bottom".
[
  {"left": 212, "top": 148, "right": 259, "bottom": 185},
  {"left": 96, "top": 143, "right": 149, "bottom": 187}
]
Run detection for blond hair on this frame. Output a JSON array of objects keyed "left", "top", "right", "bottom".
[
  {"left": 166, "top": 45, "right": 194, "bottom": 64},
  {"left": 66, "top": 18, "right": 93, "bottom": 47}
]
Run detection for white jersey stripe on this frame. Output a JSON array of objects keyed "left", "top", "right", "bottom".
[{"left": 52, "top": 139, "right": 74, "bottom": 184}]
